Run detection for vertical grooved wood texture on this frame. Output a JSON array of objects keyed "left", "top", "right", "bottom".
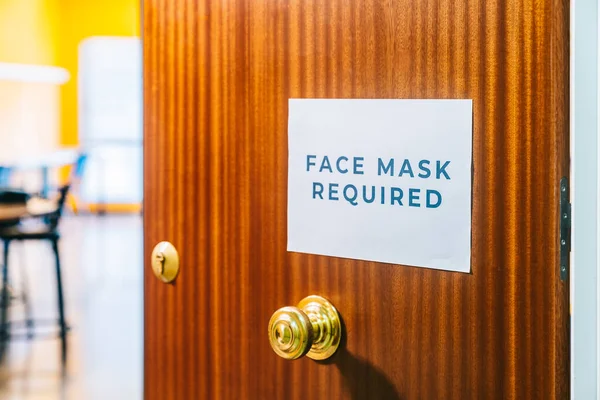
[{"left": 144, "top": 1, "right": 570, "bottom": 398}]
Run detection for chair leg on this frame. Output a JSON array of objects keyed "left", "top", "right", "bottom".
[
  {"left": 0, "top": 240, "right": 10, "bottom": 360},
  {"left": 51, "top": 238, "right": 67, "bottom": 364}
]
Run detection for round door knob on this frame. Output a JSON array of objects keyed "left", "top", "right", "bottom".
[{"left": 268, "top": 295, "right": 342, "bottom": 361}]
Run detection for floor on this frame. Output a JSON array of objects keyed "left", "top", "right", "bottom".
[{"left": 0, "top": 215, "right": 143, "bottom": 400}]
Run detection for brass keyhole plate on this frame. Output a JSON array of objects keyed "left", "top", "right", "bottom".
[{"left": 150, "top": 241, "right": 180, "bottom": 283}]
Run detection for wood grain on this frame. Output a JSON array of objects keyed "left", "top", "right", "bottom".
[{"left": 143, "top": 0, "right": 570, "bottom": 398}]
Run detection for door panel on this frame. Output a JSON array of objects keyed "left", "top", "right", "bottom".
[{"left": 144, "top": 0, "right": 569, "bottom": 398}]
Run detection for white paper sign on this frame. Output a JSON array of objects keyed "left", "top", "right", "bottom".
[{"left": 287, "top": 99, "right": 473, "bottom": 273}]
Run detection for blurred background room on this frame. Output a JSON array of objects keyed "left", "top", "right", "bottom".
[{"left": 0, "top": 1, "right": 142, "bottom": 399}]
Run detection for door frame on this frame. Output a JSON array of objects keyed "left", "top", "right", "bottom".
[{"left": 571, "top": 0, "right": 599, "bottom": 397}]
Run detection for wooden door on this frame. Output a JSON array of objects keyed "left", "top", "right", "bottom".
[{"left": 144, "top": 1, "right": 570, "bottom": 399}]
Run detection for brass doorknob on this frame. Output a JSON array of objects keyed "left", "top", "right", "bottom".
[{"left": 268, "top": 295, "right": 342, "bottom": 361}]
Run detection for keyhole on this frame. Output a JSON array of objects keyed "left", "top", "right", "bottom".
[{"left": 154, "top": 252, "right": 165, "bottom": 275}]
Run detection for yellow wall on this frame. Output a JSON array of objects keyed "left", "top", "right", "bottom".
[
  {"left": 57, "top": 0, "right": 140, "bottom": 146},
  {"left": 0, "top": 0, "right": 59, "bottom": 65},
  {"left": 0, "top": 0, "right": 61, "bottom": 170}
]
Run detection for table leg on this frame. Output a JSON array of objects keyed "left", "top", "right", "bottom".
[{"left": 41, "top": 166, "right": 49, "bottom": 198}]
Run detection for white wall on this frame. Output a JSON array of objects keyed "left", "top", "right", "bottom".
[
  {"left": 572, "top": 0, "right": 599, "bottom": 397},
  {"left": 78, "top": 37, "right": 142, "bottom": 205}
]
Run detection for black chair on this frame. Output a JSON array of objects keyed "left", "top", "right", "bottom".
[
  {"left": 0, "top": 190, "right": 29, "bottom": 205},
  {"left": 0, "top": 185, "right": 71, "bottom": 364}
]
